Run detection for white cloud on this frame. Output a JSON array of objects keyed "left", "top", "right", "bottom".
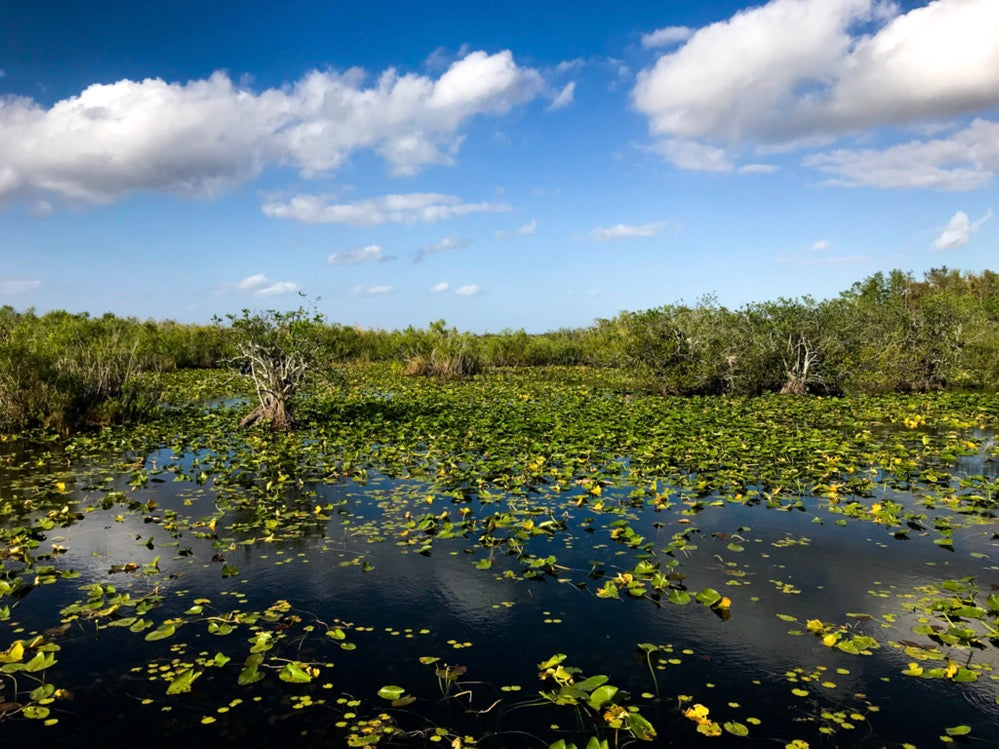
[
  {"left": 262, "top": 192, "right": 509, "bottom": 225},
  {"left": 237, "top": 273, "right": 269, "bottom": 290},
  {"left": 805, "top": 118, "right": 999, "bottom": 190},
  {"left": 555, "top": 59, "right": 584, "bottom": 74},
  {"left": 431, "top": 282, "right": 449, "bottom": 293},
  {"left": 226, "top": 273, "right": 299, "bottom": 297},
  {"left": 933, "top": 209, "right": 993, "bottom": 250},
  {"left": 633, "top": 0, "right": 999, "bottom": 174},
  {"left": 350, "top": 284, "right": 394, "bottom": 296},
  {"left": 327, "top": 244, "right": 384, "bottom": 265},
  {"left": 516, "top": 218, "right": 538, "bottom": 235},
  {"left": 811, "top": 239, "right": 831, "bottom": 251},
  {"left": 0, "top": 279, "right": 41, "bottom": 294},
  {"left": 496, "top": 218, "right": 537, "bottom": 238},
  {"left": 737, "top": 163, "right": 779, "bottom": 174},
  {"left": 652, "top": 139, "right": 733, "bottom": 172},
  {"left": 415, "top": 235, "right": 472, "bottom": 262},
  {"left": 641, "top": 26, "right": 693, "bottom": 49},
  {"left": 455, "top": 284, "right": 481, "bottom": 296},
  {"left": 254, "top": 281, "right": 300, "bottom": 297},
  {"left": 589, "top": 221, "right": 667, "bottom": 241},
  {"left": 0, "top": 51, "right": 543, "bottom": 206},
  {"left": 548, "top": 82, "right": 576, "bottom": 111}
]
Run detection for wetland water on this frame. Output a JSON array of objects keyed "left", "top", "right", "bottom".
[{"left": 1, "top": 370, "right": 998, "bottom": 747}]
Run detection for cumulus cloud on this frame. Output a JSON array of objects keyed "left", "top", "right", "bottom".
[
  {"left": 496, "top": 218, "right": 537, "bottom": 238},
  {"left": 327, "top": 244, "right": 384, "bottom": 265},
  {"left": 641, "top": 26, "right": 694, "bottom": 49},
  {"left": 255, "top": 281, "right": 300, "bottom": 297},
  {"left": 805, "top": 118, "right": 999, "bottom": 190},
  {"left": 431, "top": 282, "right": 449, "bottom": 293},
  {"left": 0, "top": 279, "right": 41, "bottom": 295},
  {"left": 555, "top": 59, "right": 584, "bottom": 74},
  {"left": 350, "top": 284, "right": 394, "bottom": 296},
  {"left": 811, "top": 239, "right": 831, "bottom": 251},
  {"left": 652, "top": 138, "right": 733, "bottom": 172},
  {"left": 633, "top": 0, "right": 999, "bottom": 175},
  {"left": 226, "top": 273, "right": 300, "bottom": 297},
  {"left": 455, "top": 284, "right": 481, "bottom": 296},
  {"left": 414, "top": 235, "right": 472, "bottom": 263},
  {"left": 0, "top": 51, "right": 544, "bottom": 206},
  {"left": 548, "top": 82, "right": 576, "bottom": 111},
  {"left": 262, "top": 192, "right": 509, "bottom": 225},
  {"left": 238, "top": 273, "right": 269, "bottom": 290},
  {"left": 589, "top": 221, "right": 667, "bottom": 241},
  {"left": 933, "top": 209, "right": 993, "bottom": 250}
]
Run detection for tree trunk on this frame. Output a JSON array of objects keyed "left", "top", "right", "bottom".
[
  {"left": 779, "top": 377, "right": 807, "bottom": 395},
  {"left": 239, "top": 392, "right": 293, "bottom": 430}
]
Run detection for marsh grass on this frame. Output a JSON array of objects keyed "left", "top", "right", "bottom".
[{"left": 404, "top": 321, "right": 483, "bottom": 380}]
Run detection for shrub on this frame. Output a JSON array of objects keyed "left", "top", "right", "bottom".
[{"left": 403, "top": 321, "right": 483, "bottom": 380}]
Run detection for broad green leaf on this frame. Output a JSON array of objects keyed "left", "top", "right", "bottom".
[
  {"left": 22, "top": 705, "right": 50, "bottom": 720},
  {"left": 586, "top": 684, "right": 618, "bottom": 709},
  {"left": 144, "top": 623, "right": 176, "bottom": 641},
  {"left": 238, "top": 653, "right": 264, "bottom": 685},
  {"left": 624, "top": 711, "right": 657, "bottom": 741},
  {"left": 278, "top": 663, "right": 313, "bottom": 683},
  {"left": 695, "top": 588, "right": 722, "bottom": 607},
  {"left": 377, "top": 685, "right": 406, "bottom": 700},
  {"left": 724, "top": 721, "right": 750, "bottom": 736},
  {"left": 166, "top": 668, "right": 202, "bottom": 695},
  {"left": 667, "top": 589, "right": 691, "bottom": 605},
  {"left": 574, "top": 675, "right": 609, "bottom": 692},
  {"left": 538, "top": 654, "right": 567, "bottom": 670},
  {"left": 23, "top": 651, "right": 56, "bottom": 673}
]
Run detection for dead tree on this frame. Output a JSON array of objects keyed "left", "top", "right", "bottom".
[{"left": 780, "top": 334, "right": 820, "bottom": 395}]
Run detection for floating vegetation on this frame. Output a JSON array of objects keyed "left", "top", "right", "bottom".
[{"left": 0, "top": 365, "right": 997, "bottom": 746}]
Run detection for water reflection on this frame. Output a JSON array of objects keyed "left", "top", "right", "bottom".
[{"left": 1, "top": 442, "right": 997, "bottom": 748}]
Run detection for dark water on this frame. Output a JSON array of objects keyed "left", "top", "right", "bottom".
[{"left": 1, "top": 444, "right": 998, "bottom": 748}]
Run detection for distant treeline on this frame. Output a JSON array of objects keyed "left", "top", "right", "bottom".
[{"left": 2, "top": 267, "right": 997, "bottom": 430}]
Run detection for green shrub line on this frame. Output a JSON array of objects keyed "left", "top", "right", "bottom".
[{"left": 3, "top": 267, "right": 998, "bottom": 432}]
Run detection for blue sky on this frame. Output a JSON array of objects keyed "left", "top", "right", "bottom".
[{"left": 1, "top": 0, "right": 997, "bottom": 332}]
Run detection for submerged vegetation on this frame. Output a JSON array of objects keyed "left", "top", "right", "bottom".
[{"left": 0, "top": 267, "right": 998, "bottom": 746}]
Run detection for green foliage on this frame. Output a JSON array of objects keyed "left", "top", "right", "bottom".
[
  {"left": 403, "top": 320, "right": 483, "bottom": 379},
  {"left": 222, "top": 305, "right": 329, "bottom": 430},
  {"left": 1, "top": 267, "right": 997, "bottom": 435},
  {"left": 611, "top": 268, "right": 999, "bottom": 395},
  {"left": 0, "top": 309, "right": 167, "bottom": 431}
]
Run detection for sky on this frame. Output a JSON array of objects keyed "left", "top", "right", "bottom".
[{"left": 1, "top": 0, "right": 997, "bottom": 332}]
